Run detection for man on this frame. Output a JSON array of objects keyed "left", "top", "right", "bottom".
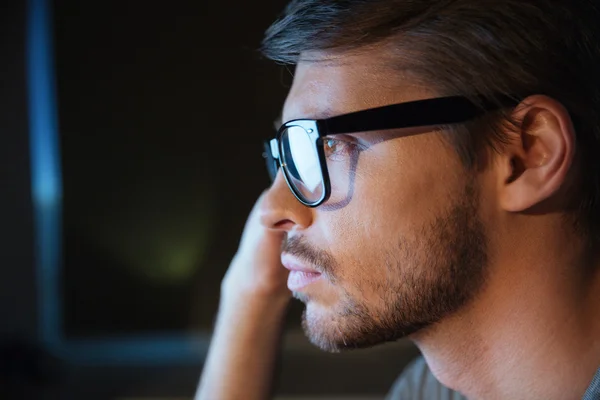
[{"left": 196, "top": 1, "right": 600, "bottom": 399}]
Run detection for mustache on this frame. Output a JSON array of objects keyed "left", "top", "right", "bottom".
[{"left": 282, "top": 236, "right": 338, "bottom": 275}]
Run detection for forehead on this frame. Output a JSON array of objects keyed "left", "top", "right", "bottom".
[{"left": 282, "top": 51, "right": 436, "bottom": 122}]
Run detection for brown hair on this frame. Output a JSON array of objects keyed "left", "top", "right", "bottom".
[{"left": 261, "top": 0, "right": 600, "bottom": 240}]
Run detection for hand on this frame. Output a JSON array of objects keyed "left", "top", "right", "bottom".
[
  {"left": 196, "top": 194, "right": 290, "bottom": 400},
  {"left": 221, "top": 192, "right": 291, "bottom": 303}
]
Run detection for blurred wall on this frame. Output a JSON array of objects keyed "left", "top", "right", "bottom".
[
  {"left": 0, "top": 1, "right": 37, "bottom": 348},
  {"left": 0, "top": 1, "right": 50, "bottom": 398},
  {"left": 0, "top": 1, "right": 420, "bottom": 398}
]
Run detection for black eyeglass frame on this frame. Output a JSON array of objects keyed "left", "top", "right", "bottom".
[{"left": 264, "top": 95, "right": 518, "bottom": 207}]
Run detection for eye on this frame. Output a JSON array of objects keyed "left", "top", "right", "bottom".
[
  {"left": 325, "top": 138, "right": 341, "bottom": 153},
  {"left": 323, "top": 136, "right": 358, "bottom": 161}
]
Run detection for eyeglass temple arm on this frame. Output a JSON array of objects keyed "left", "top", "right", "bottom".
[
  {"left": 262, "top": 139, "right": 280, "bottom": 159},
  {"left": 321, "top": 95, "right": 516, "bottom": 135}
]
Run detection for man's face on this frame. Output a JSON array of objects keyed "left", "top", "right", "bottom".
[{"left": 270, "top": 51, "right": 490, "bottom": 352}]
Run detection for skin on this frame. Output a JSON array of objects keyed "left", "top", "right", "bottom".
[
  {"left": 270, "top": 57, "right": 488, "bottom": 352},
  {"left": 197, "top": 49, "right": 600, "bottom": 400}
]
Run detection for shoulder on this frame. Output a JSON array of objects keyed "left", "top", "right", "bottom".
[{"left": 386, "top": 356, "right": 467, "bottom": 400}]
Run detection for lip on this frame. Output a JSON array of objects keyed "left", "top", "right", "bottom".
[
  {"left": 281, "top": 254, "right": 319, "bottom": 273},
  {"left": 281, "top": 254, "right": 322, "bottom": 291}
]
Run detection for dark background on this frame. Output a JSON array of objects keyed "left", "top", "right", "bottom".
[
  {"left": 1, "top": 0, "right": 419, "bottom": 398},
  {"left": 53, "top": 0, "right": 295, "bottom": 337}
]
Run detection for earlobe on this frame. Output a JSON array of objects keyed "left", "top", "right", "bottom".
[{"left": 499, "top": 96, "right": 576, "bottom": 213}]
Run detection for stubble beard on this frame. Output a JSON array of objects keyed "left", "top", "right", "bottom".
[{"left": 299, "top": 183, "right": 489, "bottom": 352}]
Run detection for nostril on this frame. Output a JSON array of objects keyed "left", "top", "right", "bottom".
[
  {"left": 273, "top": 219, "right": 295, "bottom": 230},
  {"left": 258, "top": 210, "right": 291, "bottom": 230}
]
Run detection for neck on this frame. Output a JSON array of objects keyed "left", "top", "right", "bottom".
[{"left": 411, "top": 226, "right": 600, "bottom": 400}]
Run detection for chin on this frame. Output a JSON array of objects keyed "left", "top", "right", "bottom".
[
  {"left": 300, "top": 302, "right": 380, "bottom": 353},
  {"left": 299, "top": 296, "right": 432, "bottom": 352},
  {"left": 291, "top": 298, "right": 341, "bottom": 352},
  {"left": 302, "top": 309, "right": 346, "bottom": 353}
]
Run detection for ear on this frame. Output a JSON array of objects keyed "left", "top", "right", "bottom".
[{"left": 498, "top": 95, "right": 576, "bottom": 212}]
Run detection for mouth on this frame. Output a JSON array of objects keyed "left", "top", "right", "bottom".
[{"left": 281, "top": 254, "right": 323, "bottom": 292}]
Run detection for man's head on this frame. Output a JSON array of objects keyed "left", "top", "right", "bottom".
[{"left": 259, "top": 0, "right": 600, "bottom": 352}]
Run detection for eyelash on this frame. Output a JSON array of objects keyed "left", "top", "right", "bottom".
[{"left": 322, "top": 136, "right": 363, "bottom": 160}]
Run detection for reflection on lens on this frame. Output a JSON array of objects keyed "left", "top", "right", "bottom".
[{"left": 281, "top": 126, "right": 324, "bottom": 204}]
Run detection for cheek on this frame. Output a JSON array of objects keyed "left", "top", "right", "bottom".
[
  {"left": 354, "top": 135, "right": 464, "bottom": 226},
  {"left": 321, "top": 208, "right": 399, "bottom": 291},
  {"left": 318, "top": 136, "right": 463, "bottom": 277}
]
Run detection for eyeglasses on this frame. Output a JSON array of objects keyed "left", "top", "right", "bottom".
[{"left": 263, "top": 95, "right": 517, "bottom": 207}]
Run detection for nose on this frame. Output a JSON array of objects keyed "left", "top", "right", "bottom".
[{"left": 259, "top": 171, "right": 313, "bottom": 232}]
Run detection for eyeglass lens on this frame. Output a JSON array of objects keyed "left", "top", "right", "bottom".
[{"left": 280, "top": 126, "right": 325, "bottom": 204}]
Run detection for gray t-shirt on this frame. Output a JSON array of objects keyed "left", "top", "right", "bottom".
[
  {"left": 387, "top": 357, "right": 600, "bottom": 400},
  {"left": 584, "top": 367, "right": 600, "bottom": 400}
]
